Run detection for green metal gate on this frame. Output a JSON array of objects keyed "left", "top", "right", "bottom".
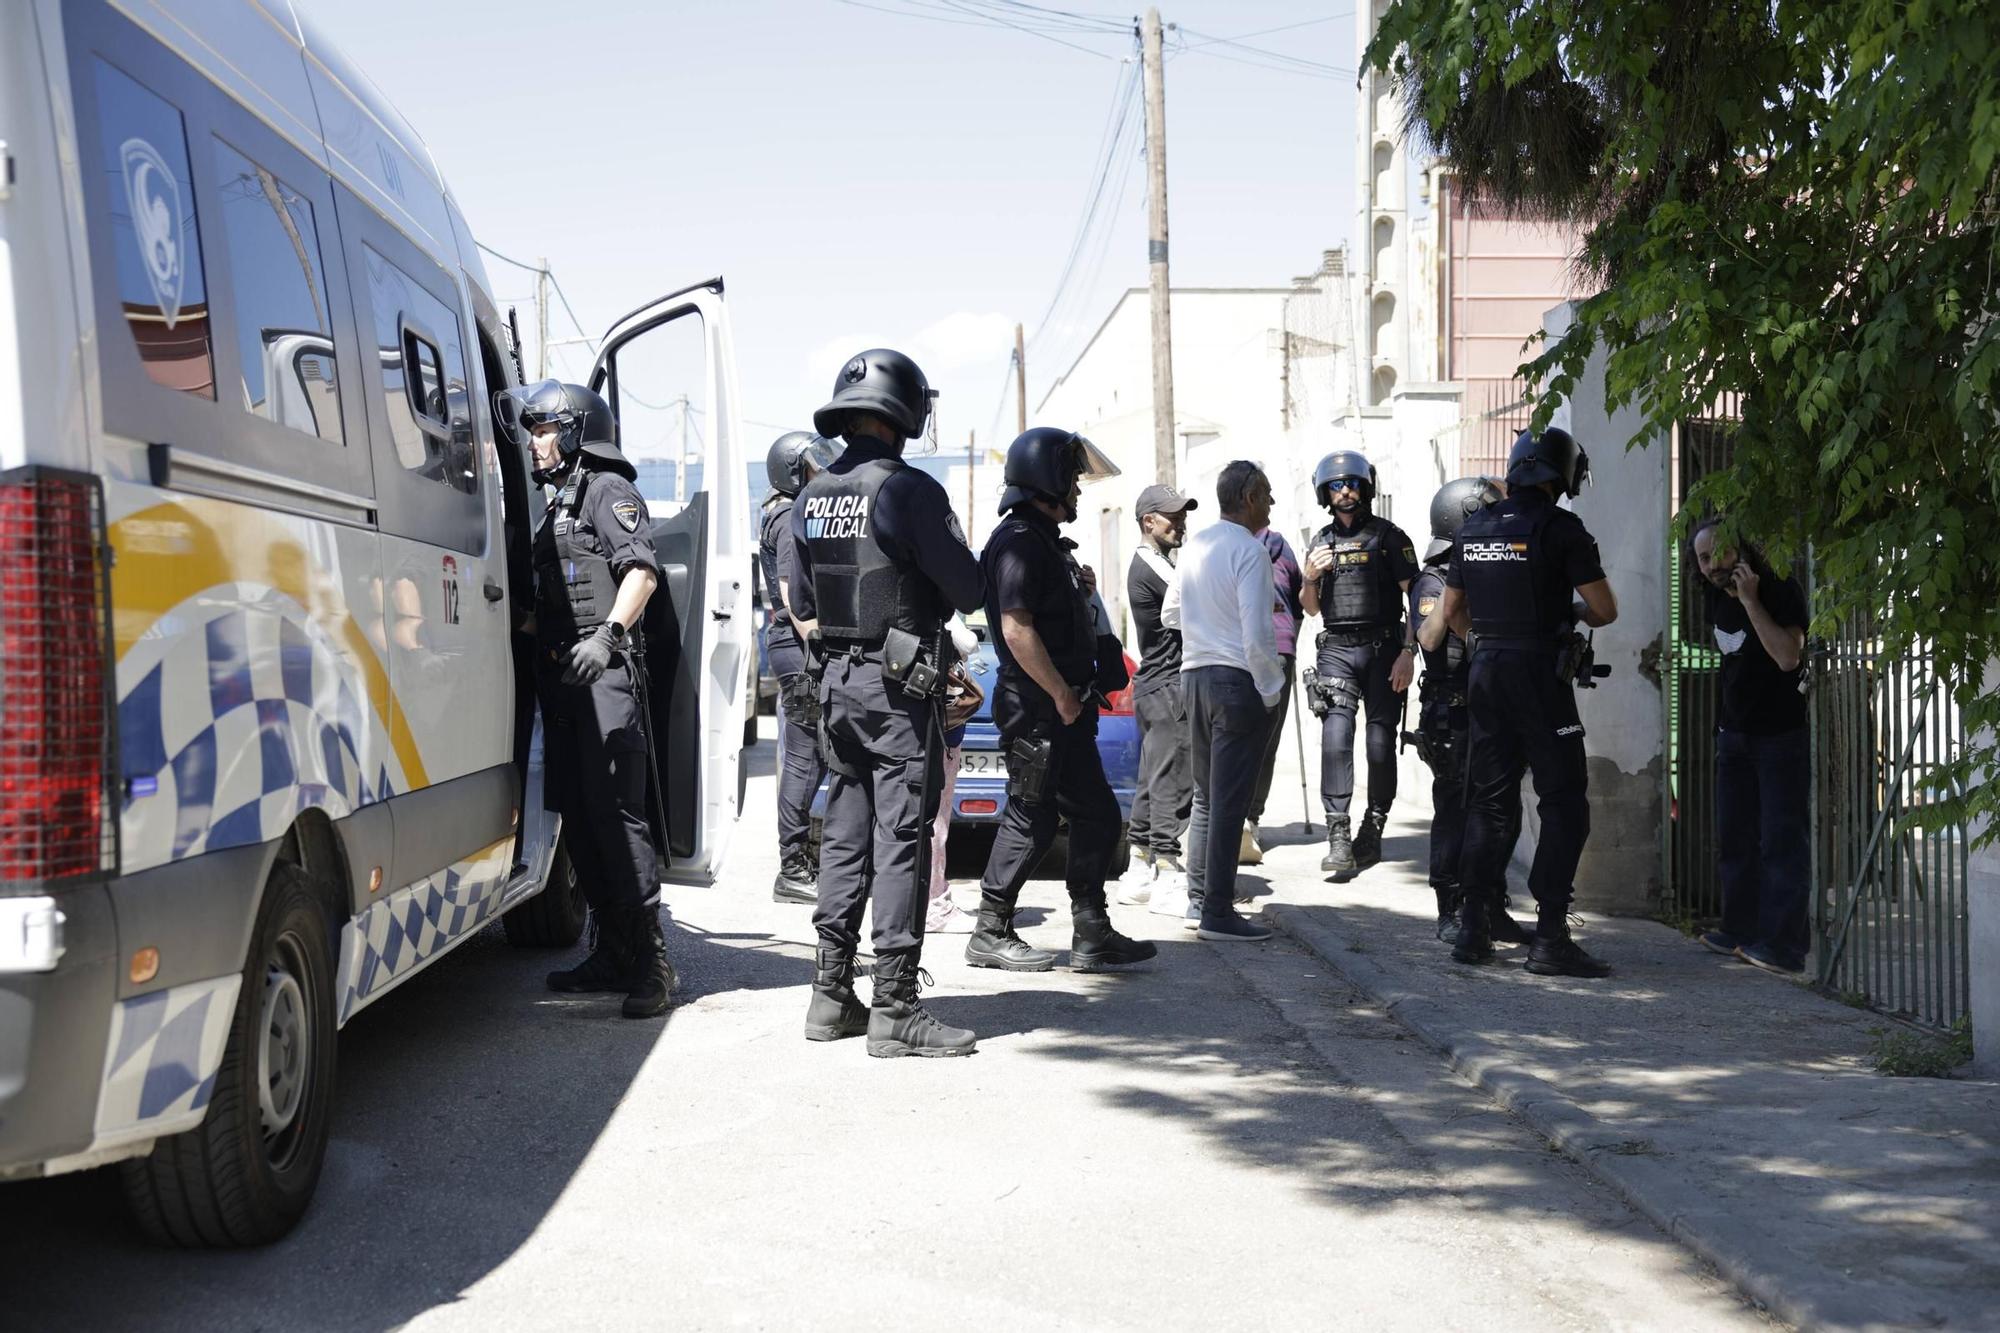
[{"left": 1810, "top": 625, "right": 1972, "bottom": 1029}]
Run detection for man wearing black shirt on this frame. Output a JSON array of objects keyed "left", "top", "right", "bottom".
[
  {"left": 1691, "top": 520, "right": 1811, "bottom": 974},
  {"left": 1119, "top": 483, "right": 1196, "bottom": 912}
]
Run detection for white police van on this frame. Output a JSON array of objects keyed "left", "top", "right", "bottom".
[{"left": 0, "top": 0, "right": 750, "bottom": 1243}]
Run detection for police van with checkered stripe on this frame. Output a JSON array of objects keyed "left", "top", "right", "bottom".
[{"left": 0, "top": 0, "right": 751, "bottom": 1242}]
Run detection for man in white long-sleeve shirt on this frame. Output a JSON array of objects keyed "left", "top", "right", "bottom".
[{"left": 1164, "top": 460, "right": 1281, "bottom": 941}]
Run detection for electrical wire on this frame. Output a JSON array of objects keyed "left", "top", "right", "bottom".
[
  {"left": 1024, "top": 56, "right": 1142, "bottom": 350},
  {"left": 1174, "top": 26, "right": 1354, "bottom": 79}
]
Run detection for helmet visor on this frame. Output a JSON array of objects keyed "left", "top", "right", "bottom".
[
  {"left": 494, "top": 378, "right": 572, "bottom": 449},
  {"left": 804, "top": 434, "right": 839, "bottom": 475},
  {"left": 1073, "top": 434, "right": 1120, "bottom": 485}
]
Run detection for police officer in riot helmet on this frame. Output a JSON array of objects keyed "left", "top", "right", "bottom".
[
  {"left": 761, "top": 431, "right": 838, "bottom": 904},
  {"left": 1438, "top": 426, "right": 1619, "bottom": 976},
  {"left": 789, "top": 349, "right": 985, "bottom": 1056},
  {"left": 1300, "top": 450, "right": 1420, "bottom": 878},
  {"left": 968, "top": 427, "right": 1158, "bottom": 974},
  {"left": 1411, "top": 478, "right": 1530, "bottom": 945},
  {"left": 498, "top": 378, "right": 674, "bottom": 1018}
]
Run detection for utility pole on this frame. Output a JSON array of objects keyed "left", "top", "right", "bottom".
[
  {"left": 1013, "top": 322, "right": 1028, "bottom": 437},
  {"left": 534, "top": 258, "right": 550, "bottom": 381},
  {"left": 1141, "top": 8, "right": 1176, "bottom": 488}
]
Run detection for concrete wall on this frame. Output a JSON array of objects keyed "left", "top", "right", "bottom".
[{"left": 1508, "top": 303, "right": 1667, "bottom": 917}]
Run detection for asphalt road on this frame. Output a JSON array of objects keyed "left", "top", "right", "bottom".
[{"left": 2, "top": 732, "right": 1774, "bottom": 1330}]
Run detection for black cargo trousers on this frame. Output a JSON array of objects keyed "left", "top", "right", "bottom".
[
  {"left": 1414, "top": 682, "right": 1521, "bottom": 907},
  {"left": 978, "top": 668, "right": 1121, "bottom": 914},
  {"left": 814, "top": 648, "right": 943, "bottom": 958},
  {"left": 536, "top": 646, "right": 659, "bottom": 923}
]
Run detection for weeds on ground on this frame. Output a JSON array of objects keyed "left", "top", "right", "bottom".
[{"left": 1870, "top": 1017, "right": 1974, "bottom": 1077}]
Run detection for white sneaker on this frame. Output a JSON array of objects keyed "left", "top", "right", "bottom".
[
  {"left": 1115, "top": 858, "right": 1157, "bottom": 906},
  {"left": 1149, "top": 881, "right": 1189, "bottom": 918},
  {"left": 925, "top": 899, "right": 980, "bottom": 934}
]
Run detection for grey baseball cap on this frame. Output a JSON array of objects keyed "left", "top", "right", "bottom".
[{"left": 1136, "top": 483, "right": 1197, "bottom": 517}]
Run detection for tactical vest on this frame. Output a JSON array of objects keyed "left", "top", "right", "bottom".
[
  {"left": 757, "top": 497, "right": 800, "bottom": 651},
  {"left": 1457, "top": 497, "right": 1563, "bottom": 641},
  {"left": 1314, "top": 515, "right": 1400, "bottom": 629},
  {"left": 992, "top": 511, "right": 1097, "bottom": 685},
  {"left": 532, "top": 467, "right": 623, "bottom": 642},
  {"left": 798, "top": 457, "right": 940, "bottom": 644},
  {"left": 1412, "top": 565, "right": 1467, "bottom": 694}
]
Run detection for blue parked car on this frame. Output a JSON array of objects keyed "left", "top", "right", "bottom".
[{"left": 811, "top": 608, "right": 1141, "bottom": 878}]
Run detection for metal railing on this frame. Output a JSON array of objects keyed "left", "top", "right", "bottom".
[{"left": 1428, "top": 377, "right": 1532, "bottom": 482}]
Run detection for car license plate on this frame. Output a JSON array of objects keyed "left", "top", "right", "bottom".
[{"left": 959, "top": 749, "right": 1006, "bottom": 777}]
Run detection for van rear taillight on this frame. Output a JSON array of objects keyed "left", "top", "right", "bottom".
[{"left": 0, "top": 470, "right": 115, "bottom": 881}]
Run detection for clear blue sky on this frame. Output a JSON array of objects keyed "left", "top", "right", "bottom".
[{"left": 305, "top": 1, "right": 1357, "bottom": 458}]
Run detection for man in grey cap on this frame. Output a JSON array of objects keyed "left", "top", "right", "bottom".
[{"left": 1116, "top": 482, "right": 1198, "bottom": 913}]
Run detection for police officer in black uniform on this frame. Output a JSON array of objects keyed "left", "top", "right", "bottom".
[
  {"left": 1300, "top": 450, "right": 1420, "bottom": 878},
  {"left": 761, "top": 430, "right": 837, "bottom": 904},
  {"left": 966, "top": 428, "right": 1159, "bottom": 974},
  {"left": 789, "top": 349, "right": 985, "bottom": 1057},
  {"left": 1439, "top": 427, "right": 1619, "bottom": 975},
  {"left": 498, "top": 379, "right": 674, "bottom": 1019},
  {"left": 1410, "top": 478, "right": 1529, "bottom": 944}
]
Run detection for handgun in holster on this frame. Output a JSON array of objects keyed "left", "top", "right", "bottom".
[
  {"left": 779, "top": 671, "right": 821, "bottom": 731},
  {"left": 1007, "top": 734, "right": 1056, "bottom": 803},
  {"left": 1302, "top": 666, "right": 1330, "bottom": 718},
  {"left": 882, "top": 627, "right": 942, "bottom": 699},
  {"left": 1556, "top": 630, "right": 1612, "bottom": 689}
]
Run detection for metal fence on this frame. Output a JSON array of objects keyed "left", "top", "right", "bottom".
[
  {"left": 1658, "top": 397, "right": 1972, "bottom": 1030},
  {"left": 1811, "top": 626, "right": 1972, "bottom": 1028},
  {"left": 1429, "top": 377, "right": 1533, "bottom": 482}
]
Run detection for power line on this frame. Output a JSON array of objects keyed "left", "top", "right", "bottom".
[
  {"left": 1025, "top": 56, "right": 1142, "bottom": 351},
  {"left": 1178, "top": 13, "right": 1349, "bottom": 49},
  {"left": 1174, "top": 26, "right": 1354, "bottom": 79}
]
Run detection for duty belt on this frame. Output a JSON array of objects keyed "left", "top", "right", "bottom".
[
  {"left": 1318, "top": 624, "right": 1397, "bottom": 649},
  {"left": 1469, "top": 634, "right": 1562, "bottom": 653}
]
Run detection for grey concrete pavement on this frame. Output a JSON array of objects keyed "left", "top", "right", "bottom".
[
  {"left": 1251, "top": 751, "right": 2000, "bottom": 1333},
  {"left": 0, "top": 729, "right": 1769, "bottom": 1331}
]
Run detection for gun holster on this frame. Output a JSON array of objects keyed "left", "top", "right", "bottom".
[
  {"left": 1007, "top": 734, "right": 1057, "bottom": 803},
  {"left": 778, "top": 671, "right": 821, "bottom": 731},
  {"left": 1302, "top": 667, "right": 1330, "bottom": 718},
  {"left": 882, "top": 627, "right": 941, "bottom": 699}
]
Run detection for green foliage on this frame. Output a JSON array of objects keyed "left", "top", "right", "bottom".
[
  {"left": 1870, "top": 1017, "right": 1975, "bottom": 1077},
  {"left": 1369, "top": 0, "right": 2000, "bottom": 840}
]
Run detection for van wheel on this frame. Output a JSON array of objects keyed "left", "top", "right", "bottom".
[
  {"left": 502, "top": 835, "right": 588, "bottom": 948},
  {"left": 121, "top": 861, "right": 337, "bottom": 1247}
]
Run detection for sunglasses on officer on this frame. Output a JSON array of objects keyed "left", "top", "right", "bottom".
[{"left": 1326, "top": 478, "right": 1362, "bottom": 492}]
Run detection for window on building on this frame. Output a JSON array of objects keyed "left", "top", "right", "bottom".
[
  {"left": 91, "top": 57, "right": 214, "bottom": 398},
  {"left": 210, "top": 137, "right": 340, "bottom": 443},
  {"left": 363, "top": 243, "right": 477, "bottom": 496}
]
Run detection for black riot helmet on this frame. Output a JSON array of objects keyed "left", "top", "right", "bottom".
[
  {"left": 1425, "top": 476, "right": 1505, "bottom": 561},
  {"left": 1507, "top": 426, "right": 1590, "bottom": 498},
  {"left": 765, "top": 430, "right": 836, "bottom": 498},
  {"left": 1313, "top": 449, "right": 1377, "bottom": 510},
  {"left": 812, "top": 348, "right": 936, "bottom": 443},
  {"left": 998, "top": 426, "right": 1121, "bottom": 521},
  {"left": 495, "top": 378, "right": 633, "bottom": 481}
]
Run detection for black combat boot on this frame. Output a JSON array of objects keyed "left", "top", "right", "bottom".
[
  {"left": 772, "top": 850, "right": 817, "bottom": 904},
  {"left": 1433, "top": 883, "right": 1462, "bottom": 943},
  {"left": 867, "top": 952, "right": 976, "bottom": 1058},
  {"left": 546, "top": 913, "right": 630, "bottom": 993},
  {"left": 1488, "top": 899, "right": 1536, "bottom": 946},
  {"left": 1526, "top": 930, "right": 1613, "bottom": 978},
  {"left": 1070, "top": 905, "right": 1159, "bottom": 971},
  {"left": 803, "top": 944, "right": 869, "bottom": 1041},
  {"left": 1352, "top": 808, "right": 1389, "bottom": 870},
  {"left": 1320, "top": 816, "right": 1356, "bottom": 877},
  {"left": 1451, "top": 898, "right": 1495, "bottom": 964},
  {"left": 621, "top": 905, "right": 677, "bottom": 1019},
  {"left": 965, "top": 901, "right": 1056, "bottom": 972}
]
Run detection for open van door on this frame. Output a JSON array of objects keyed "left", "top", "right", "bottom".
[{"left": 588, "top": 279, "right": 748, "bottom": 884}]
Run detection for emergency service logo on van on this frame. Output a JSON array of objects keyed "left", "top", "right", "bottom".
[{"left": 120, "top": 138, "right": 185, "bottom": 330}]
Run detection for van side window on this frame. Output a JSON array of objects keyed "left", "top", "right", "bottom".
[
  {"left": 362, "top": 244, "right": 477, "bottom": 496},
  {"left": 90, "top": 57, "right": 215, "bottom": 399},
  {"left": 210, "top": 138, "right": 341, "bottom": 444}
]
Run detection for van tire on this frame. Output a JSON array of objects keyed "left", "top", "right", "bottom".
[
  {"left": 502, "top": 835, "right": 587, "bottom": 948},
  {"left": 121, "top": 861, "right": 337, "bottom": 1247}
]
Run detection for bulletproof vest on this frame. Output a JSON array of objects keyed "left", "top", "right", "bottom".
[
  {"left": 1413, "top": 564, "right": 1467, "bottom": 690},
  {"left": 992, "top": 510, "right": 1097, "bottom": 685},
  {"left": 532, "top": 467, "right": 622, "bottom": 642},
  {"left": 798, "top": 456, "right": 940, "bottom": 644},
  {"left": 1457, "top": 496, "right": 1563, "bottom": 641},
  {"left": 757, "top": 497, "right": 799, "bottom": 649},
  {"left": 1314, "top": 514, "right": 1400, "bottom": 629}
]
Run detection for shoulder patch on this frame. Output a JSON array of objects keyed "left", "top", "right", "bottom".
[
  {"left": 946, "top": 510, "right": 967, "bottom": 546},
  {"left": 612, "top": 499, "right": 642, "bottom": 533},
  {"left": 1418, "top": 599, "right": 1437, "bottom": 616}
]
